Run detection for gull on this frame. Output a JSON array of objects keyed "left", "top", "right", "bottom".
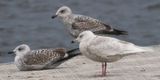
[
  {"left": 8, "top": 44, "right": 79, "bottom": 71},
  {"left": 51, "top": 6, "right": 127, "bottom": 38},
  {"left": 73, "top": 31, "right": 153, "bottom": 76}
]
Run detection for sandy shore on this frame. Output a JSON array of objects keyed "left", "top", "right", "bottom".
[{"left": 0, "top": 46, "right": 160, "bottom": 80}]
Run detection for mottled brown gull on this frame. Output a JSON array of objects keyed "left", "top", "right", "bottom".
[
  {"left": 8, "top": 44, "right": 79, "bottom": 71},
  {"left": 51, "top": 6, "right": 127, "bottom": 38},
  {"left": 73, "top": 31, "right": 153, "bottom": 76}
]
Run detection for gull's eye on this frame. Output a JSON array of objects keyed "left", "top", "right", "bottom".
[
  {"left": 18, "top": 47, "right": 24, "bottom": 51},
  {"left": 60, "top": 10, "right": 65, "bottom": 13},
  {"left": 79, "top": 35, "right": 83, "bottom": 38}
]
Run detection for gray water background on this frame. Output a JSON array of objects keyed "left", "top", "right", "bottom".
[{"left": 0, "top": 0, "right": 160, "bottom": 63}]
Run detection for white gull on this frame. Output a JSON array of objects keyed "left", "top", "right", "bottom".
[{"left": 73, "top": 31, "right": 153, "bottom": 76}]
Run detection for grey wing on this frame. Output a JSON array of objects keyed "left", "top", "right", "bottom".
[
  {"left": 23, "top": 48, "right": 66, "bottom": 65},
  {"left": 87, "top": 37, "right": 120, "bottom": 57},
  {"left": 87, "top": 36, "right": 144, "bottom": 57},
  {"left": 73, "top": 15, "right": 127, "bottom": 35}
]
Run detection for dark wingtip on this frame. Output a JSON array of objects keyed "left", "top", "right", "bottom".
[
  {"left": 56, "top": 49, "right": 80, "bottom": 63},
  {"left": 102, "top": 23, "right": 128, "bottom": 35},
  {"left": 67, "top": 48, "right": 79, "bottom": 53},
  {"left": 112, "top": 29, "right": 128, "bottom": 35},
  {"left": 94, "top": 29, "right": 128, "bottom": 36}
]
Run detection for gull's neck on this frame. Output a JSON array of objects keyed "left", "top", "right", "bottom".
[{"left": 62, "top": 14, "right": 74, "bottom": 24}]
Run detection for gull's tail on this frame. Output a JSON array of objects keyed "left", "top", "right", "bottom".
[
  {"left": 139, "top": 46, "right": 154, "bottom": 52},
  {"left": 123, "top": 46, "right": 154, "bottom": 58},
  {"left": 121, "top": 45, "right": 154, "bottom": 58}
]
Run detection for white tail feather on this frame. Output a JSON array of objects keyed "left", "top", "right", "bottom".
[{"left": 139, "top": 46, "right": 154, "bottom": 52}]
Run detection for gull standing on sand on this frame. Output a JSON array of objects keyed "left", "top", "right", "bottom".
[
  {"left": 73, "top": 31, "right": 153, "bottom": 76},
  {"left": 8, "top": 44, "right": 79, "bottom": 71},
  {"left": 51, "top": 6, "right": 127, "bottom": 38}
]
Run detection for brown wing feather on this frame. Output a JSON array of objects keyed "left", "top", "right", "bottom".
[
  {"left": 73, "top": 16, "right": 111, "bottom": 31},
  {"left": 23, "top": 48, "right": 66, "bottom": 65},
  {"left": 73, "top": 16, "right": 127, "bottom": 35}
]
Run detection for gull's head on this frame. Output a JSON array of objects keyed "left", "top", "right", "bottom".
[
  {"left": 73, "top": 31, "right": 95, "bottom": 43},
  {"left": 52, "top": 6, "right": 72, "bottom": 19},
  {"left": 8, "top": 44, "right": 31, "bottom": 56}
]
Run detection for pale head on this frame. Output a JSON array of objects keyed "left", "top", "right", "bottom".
[
  {"left": 52, "top": 6, "right": 72, "bottom": 18},
  {"left": 13, "top": 44, "right": 31, "bottom": 55},
  {"left": 75, "top": 31, "right": 96, "bottom": 42}
]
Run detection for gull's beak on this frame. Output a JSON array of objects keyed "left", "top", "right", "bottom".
[
  {"left": 8, "top": 51, "right": 15, "bottom": 54},
  {"left": 71, "top": 39, "right": 78, "bottom": 43},
  {"left": 51, "top": 15, "right": 57, "bottom": 19}
]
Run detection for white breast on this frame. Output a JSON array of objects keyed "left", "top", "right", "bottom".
[
  {"left": 14, "top": 56, "right": 25, "bottom": 70},
  {"left": 79, "top": 41, "right": 104, "bottom": 62}
]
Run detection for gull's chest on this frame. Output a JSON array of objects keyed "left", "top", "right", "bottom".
[
  {"left": 80, "top": 42, "right": 103, "bottom": 62},
  {"left": 62, "top": 17, "right": 74, "bottom": 25},
  {"left": 14, "top": 56, "right": 26, "bottom": 70},
  {"left": 79, "top": 42, "right": 88, "bottom": 55},
  {"left": 62, "top": 18, "right": 80, "bottom": 37}
]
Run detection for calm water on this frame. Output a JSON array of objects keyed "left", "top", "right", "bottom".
[{"left": 0, "top": 0, "right": 160, "bottom": 62}]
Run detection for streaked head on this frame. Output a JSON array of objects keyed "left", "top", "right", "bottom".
[
  {"left": 8, "top": 44, "right": 31, "bottom": 55},
  {"left": 73, "top": 31, "right": 96, "bottom": 43},
  {"left": 52, "top": 6, "right": 72, "bottom": 19}
]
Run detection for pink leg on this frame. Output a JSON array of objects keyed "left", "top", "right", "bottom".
[
  {"left": 104, "top": 62, "right": 107, "bottom": 76},
  {"left": 102, "top": 63, "right": 104, "bottom": 76},
  {"left": 101, "top": 62, "right": 106, "bottom": 76}
]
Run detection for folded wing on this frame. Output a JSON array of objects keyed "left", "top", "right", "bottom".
[
  {"left": 88, "top": 36, "right": 146, "bottom": 57},
  {"left": 23, "top": 48, "right": 66, "bottom": 65},
  {"left": 72, "top": 15, "right": 127, "bottom": 35}
]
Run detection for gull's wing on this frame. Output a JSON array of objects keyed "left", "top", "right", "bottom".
[
  {"left": 72, "top": 15, "right": 127, "bottom": 35},
  {"left": 87, "top": 36, "right": 146, "bottom": 57},
  {"left": 23, "top": 48, "right": 66, "bottom": 65}
]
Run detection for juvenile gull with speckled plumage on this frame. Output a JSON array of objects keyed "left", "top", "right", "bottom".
[
  {"left": 73, "top": 31, "right": 153, "bottom": 76},
  {"left": 8, "top": 44, "right": 79, "bottom": 71},
  {"left": 52, "top": 6, "right": 127, "bottom": 38}
]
